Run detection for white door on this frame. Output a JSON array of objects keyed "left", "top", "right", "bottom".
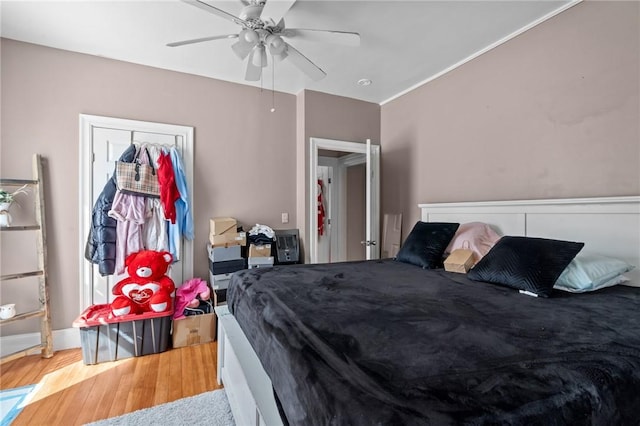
[
  {"left": 79, "top": 115, "right": 194, "bottom": 310},
  {"left": 309, "top": 138, "right": 380, "bottom": 263},
  {"left": 316, "top": 165, "right": 332, "bottom": 263},
  {"left": 90, "top": 127, "right": 131, "bottom": 305},
  {"left": 364, "top": 139, "right": 380, "bottom": 260}
]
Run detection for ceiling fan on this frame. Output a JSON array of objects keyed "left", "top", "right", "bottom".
[{"left": 168, "top": 0, "right": 360, "bottom": 82}]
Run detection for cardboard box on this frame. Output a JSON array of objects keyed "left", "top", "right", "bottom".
[
  {"left": 209, "top": 231, "right": 247, "bottom": 247},
  {"left": 209, "top": 258, "right": 246, "bottom": 275},
  {"left": 209, "top": 217, "right": 237, "bottom": 235},
  {"left": 248, "top": 256, "right": 274, "bottom": 269},
  {"left": 209, "top": 272, "right": 232, "bottom": 290},
  {"left": 172, "top": 313, "right": 216, "bottom": 348},
  {"left": 249, "top": 243, "right": 272, "bottom": 257},
  {"left": 444, "top": 249, "right": 476, "bottom": 274},
  {"left": 207, "top": 243, "right": 242, "bottom": 262},
  {"left": 382, "top": 213, "right": 403, "bottom": 258}
]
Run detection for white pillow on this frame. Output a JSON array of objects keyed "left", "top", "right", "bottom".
[{"left": 554, "top": 253, "right": 635, "bottom": 293}]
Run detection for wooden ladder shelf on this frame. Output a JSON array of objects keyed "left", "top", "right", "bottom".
[{"left": 1, "top": 154, "right": 53, "bottom": 364}]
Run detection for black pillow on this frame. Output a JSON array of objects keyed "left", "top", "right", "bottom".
[
  {"left": 395, "top": 222, "right": 459, "bottom": 269},
  {"left": 467, "top": 236, "right": 584, "bottom": 297}
]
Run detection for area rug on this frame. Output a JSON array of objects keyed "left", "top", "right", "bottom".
[
  {"left": 0, "top": 384, "right": 37, "bottom": 426},
  {"left": 85, "top": 389, "right": 234, "bottom": 426}
]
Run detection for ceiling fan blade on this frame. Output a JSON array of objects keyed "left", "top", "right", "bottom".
[
  {"left": 245, "top": 58, "right": 262, "bottom": 81},
  {"left": 167, "top": 34, "right": 238, "bottom": 47},
  {"left": 284, "top": 43, "right": 326, "bottom": 82},
  {"left": 260, "top": 0, "right": 297, "bottom": 24},
  {"left": 283, "top": 29, "right": 360, "bottom": 47},
  {"left": 180, "top": 0, "right": 247, "bottom": 25},
  {"left": 231, "top": 38, "right": 256, "bottom": 59}
]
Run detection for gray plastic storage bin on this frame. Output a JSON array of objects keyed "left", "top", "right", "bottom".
[{"left": 74, "top": 305, "right": 172, "bottom": 365}]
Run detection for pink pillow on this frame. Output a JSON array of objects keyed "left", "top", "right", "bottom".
[{"left": 445, "top": 222, "right": 502, "bottom": 264}]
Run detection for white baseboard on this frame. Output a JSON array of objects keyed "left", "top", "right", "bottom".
[{"left": 1, "top": 327, "right": 80, "bottom": 358}]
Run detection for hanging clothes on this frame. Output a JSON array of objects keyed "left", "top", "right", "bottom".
[
  {"left": 138, "top": 144, "right": 169, "bottom": 253},
  {"left": 170, "top": 146, "right": 193, "bottom": 239},
  {"left": 157, "top": 149, "right": 180, "bottom": 224},
  {"left": 108, "top": 189, "right": 146, "bottom": 274},
  {"left": 248, "top": 224, "right": 276, "bottom": 245},
  {"left": 168, "top": 146, "right": 194, "bottom": 262},
  {"left": 85, "top": 144, "right": 137, "bottom": 276},
  {"left": 108, "top": 145, "right": 175, "bottom": 274},
  {"left": 143, "top": 197, "right": 169, "bottom": 253},
  {"left": 86, "top": 141, "right": 193, "bottom": 276},
  {"left": 318, "top": 179, "right": 326, "bottom": 236}
]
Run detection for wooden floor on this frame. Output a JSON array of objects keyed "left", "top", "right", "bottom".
[{"left": 0, "top": 343, "right": 222, "bottom": 425}]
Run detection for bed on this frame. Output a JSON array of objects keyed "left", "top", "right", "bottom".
[{"left": 214, "top": 196, "right": 640, "bottom": 426}]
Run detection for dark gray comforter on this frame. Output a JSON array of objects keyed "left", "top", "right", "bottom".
[{"left": 227, "top": 259, "right": 640, "bottom": 426}]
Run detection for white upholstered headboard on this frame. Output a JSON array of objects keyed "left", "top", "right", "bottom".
[{"left": 419, "top": 196, "right": 640, "bottom": 285}]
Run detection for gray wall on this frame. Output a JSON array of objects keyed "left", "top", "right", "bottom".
[
  {"left": 0, "top": 39, "right": 381, "bottom": 333},
  {"left": 295, "top": 90, "right": 381, "bottom": 262},
  {"left": 346, "top": 163, "right": 366, "bottom": 261},
  {"left": 381, "top": 0, "right": 640, "bottom": 236},
  {"left": 1, "top": 39, "right": 297, "bottom": 331}
]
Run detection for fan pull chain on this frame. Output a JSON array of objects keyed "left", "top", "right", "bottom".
[
  {"left": 260, "top": 67, "right": 263, "bottom": 92},
  {"left": 271, "top": 60, "right": 276, "bottom": 113}
]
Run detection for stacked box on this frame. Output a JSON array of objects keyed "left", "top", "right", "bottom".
[
  {"left": 73, "top": 305, "right": 171, "bottom": 365},
  {"left": 209, "top": 217, "right": 236, "bottom": 235},
  {"left": 208, "top": 239, "right": 246, "bottom": 290},
  {"left": 209, "top": 258, "right": 246, "bottom": 275},
  {"left": 207, "top": 243, "right": 241, "bottom": 262},
  {"left": 209, "top": 217, "right": 247, "bottom": 247},
  {"left": 209, "top": 272, "right": 233, "bottom": 290},
  {"left": 249, "top": 243, "right": 272, "bottom": 257},
  {"left": 248, "top": 256, "right": 275, "bottom": 269},
  {"left": 210, "top": 231, "right": 246, "bottom": 247},
  {"left": 248, "top": 243, "right": 274, "bottom": 269}
]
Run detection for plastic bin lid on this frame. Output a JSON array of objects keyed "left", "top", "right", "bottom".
[{"left": 73, "top": 304, "right": 173, "bottom": 327}]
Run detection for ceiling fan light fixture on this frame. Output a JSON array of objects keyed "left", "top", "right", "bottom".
[
  {"left": 231, "top": 39, "right": 252, "bottom": 59},
  {"left": 251, "top": 44, "right": 268, "bottom": 67},
  {"left": 269, "top": 43, "right": 286, "bottom": 56},
  {"left": 243, "top": 29, "right": 259, "bottom": 43},
  {"left": 173, "top": 0, "right": 354, "bottom": 83},
  {"left": 271, "top": 48, "right": 288, "bottom": 62},
  {"left": 266, "top": 34, "right": 285, "bottom": 52},
  {"left": 271, "top": 41, "right": 289, "bottom": 61}
]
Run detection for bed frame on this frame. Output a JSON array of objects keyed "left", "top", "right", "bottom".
[{"left": 215, "top": 196, "right": 640, "bottom": 425}]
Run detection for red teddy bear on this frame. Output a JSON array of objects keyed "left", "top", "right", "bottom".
[{"left": 111, "top": 250, "right": 176, "bottom": 316}]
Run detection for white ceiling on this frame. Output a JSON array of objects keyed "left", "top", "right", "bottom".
[{"left": 1, "top": 0, "right": 576, "bottom": 105}]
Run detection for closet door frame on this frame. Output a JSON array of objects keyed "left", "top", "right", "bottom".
[{"left": 79, "top": 114, "right": 194, "bottom": 312}]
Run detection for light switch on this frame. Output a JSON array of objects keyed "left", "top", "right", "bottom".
[{"left": 281, "top": 212, "right": 289, "bottom": 224}]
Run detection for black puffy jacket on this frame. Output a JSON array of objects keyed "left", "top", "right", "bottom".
[{"left": 84, "top": 144, "right": 137, "bottom": 276}]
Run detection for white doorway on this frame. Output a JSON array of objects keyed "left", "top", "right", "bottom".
[
  {"left": 309, "top": 138, "right": 380, "bottom": 264},
  {"left": 316, "top": 153, "right": 369, "bottom": 263},
  {"left": 79, "top": 114, "right": 194, "bottom": 311},
  {"left": 316, "top": 161, "right": 335, "bottom": 263}
]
